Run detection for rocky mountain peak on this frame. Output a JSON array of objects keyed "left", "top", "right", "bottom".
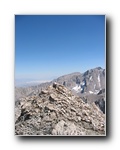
[
  {"left": 15, "top": 67, "right": 105, "bottom": 101},
  {"left": 15, "top": 82, "right": 105, "bottom": 135}
]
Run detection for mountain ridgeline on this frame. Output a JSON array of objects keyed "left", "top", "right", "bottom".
[
  {"left": 53, "top": 67, "right": 105, "bottom": 94},
  {"left": 16, "top": 67, "right": 105, "bottom": 97},
  {"left": 15, "top": 67, "right": 105, "bottom": 113},
  {"left": 15, "top": 67, "right": 105, "bottom": 135}
]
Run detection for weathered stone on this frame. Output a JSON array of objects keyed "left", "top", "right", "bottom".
[
  {"left": 44, "top": 104, "right": 55, "bottom": 111},
  {"left": 15, "top": 83, "right": 105, "bottom": 136},
  {"left": 49, "top": 94, "right": 59, "bottom": 102},
  {"left": 41, "top": 90, "right": 48, "bottom": 94}
]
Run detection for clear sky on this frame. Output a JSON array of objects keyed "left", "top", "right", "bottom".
[{"left": 15, "top": 15, "right": 105, "bottom": 81}]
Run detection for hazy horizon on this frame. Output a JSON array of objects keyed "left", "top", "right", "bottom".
[
  {"left": 15, "top": 15, "right": 105, "bottom": 82},
  {"left": 15, "top": 66, "right": 105, "bottom": 87}
]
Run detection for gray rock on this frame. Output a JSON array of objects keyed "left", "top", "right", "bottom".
[{"left": 15, "top": 83, "right": 105, "bottom": 136}]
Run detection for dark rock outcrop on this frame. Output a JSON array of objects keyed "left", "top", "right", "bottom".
[{"left": 95, "top": 98, "right": 105, "bottom": 114}]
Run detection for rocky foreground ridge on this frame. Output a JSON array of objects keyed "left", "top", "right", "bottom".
[{"left": 15, "top": 82, "right": 105, "bottom": 135}]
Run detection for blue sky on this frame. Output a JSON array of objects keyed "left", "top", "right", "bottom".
[{"left": 15, "top": 15, "right": 105, "bottom": 81}]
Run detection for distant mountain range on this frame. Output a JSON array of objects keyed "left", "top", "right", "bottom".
[
  {"left": 15, "top": 67, "right": 106, "bottom": 135},
  {"left": 15, "top": 67, "right": 105, "bottom": 113},
  {"left": 53, "top": 67, "right": 105, "bottom": 94}
]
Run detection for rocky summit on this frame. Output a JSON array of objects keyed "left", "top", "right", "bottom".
[
  {"left": 15, "top": 68, "right": 105, "bottom": 115},
  {"left": 15, "top": 82, "right": 105, "bottom": 136}
]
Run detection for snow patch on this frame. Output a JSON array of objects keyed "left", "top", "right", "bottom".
[
  {"left": 98, "top": 74, "right": 101, "bottom": 87},
  {"left": 90, "top": 76, "right": 92, "bottom": 81},
  {"left": 94, "top": 90, "right": 99, "bottom": 94},
  {"left": 72, "top": 84, "right": 81, "bottom": 93},
  {"left": 98, "top": 74, "right": 100, "bottom": 82},
  {"left": 81, "top": 88, "right": 83, "bottom": 91},
  {"left": 89, "top": 91, "right": 94, "bottom": 94},
  {"left": 81, "top": 81, "right": 85, "bottom": 86}
]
